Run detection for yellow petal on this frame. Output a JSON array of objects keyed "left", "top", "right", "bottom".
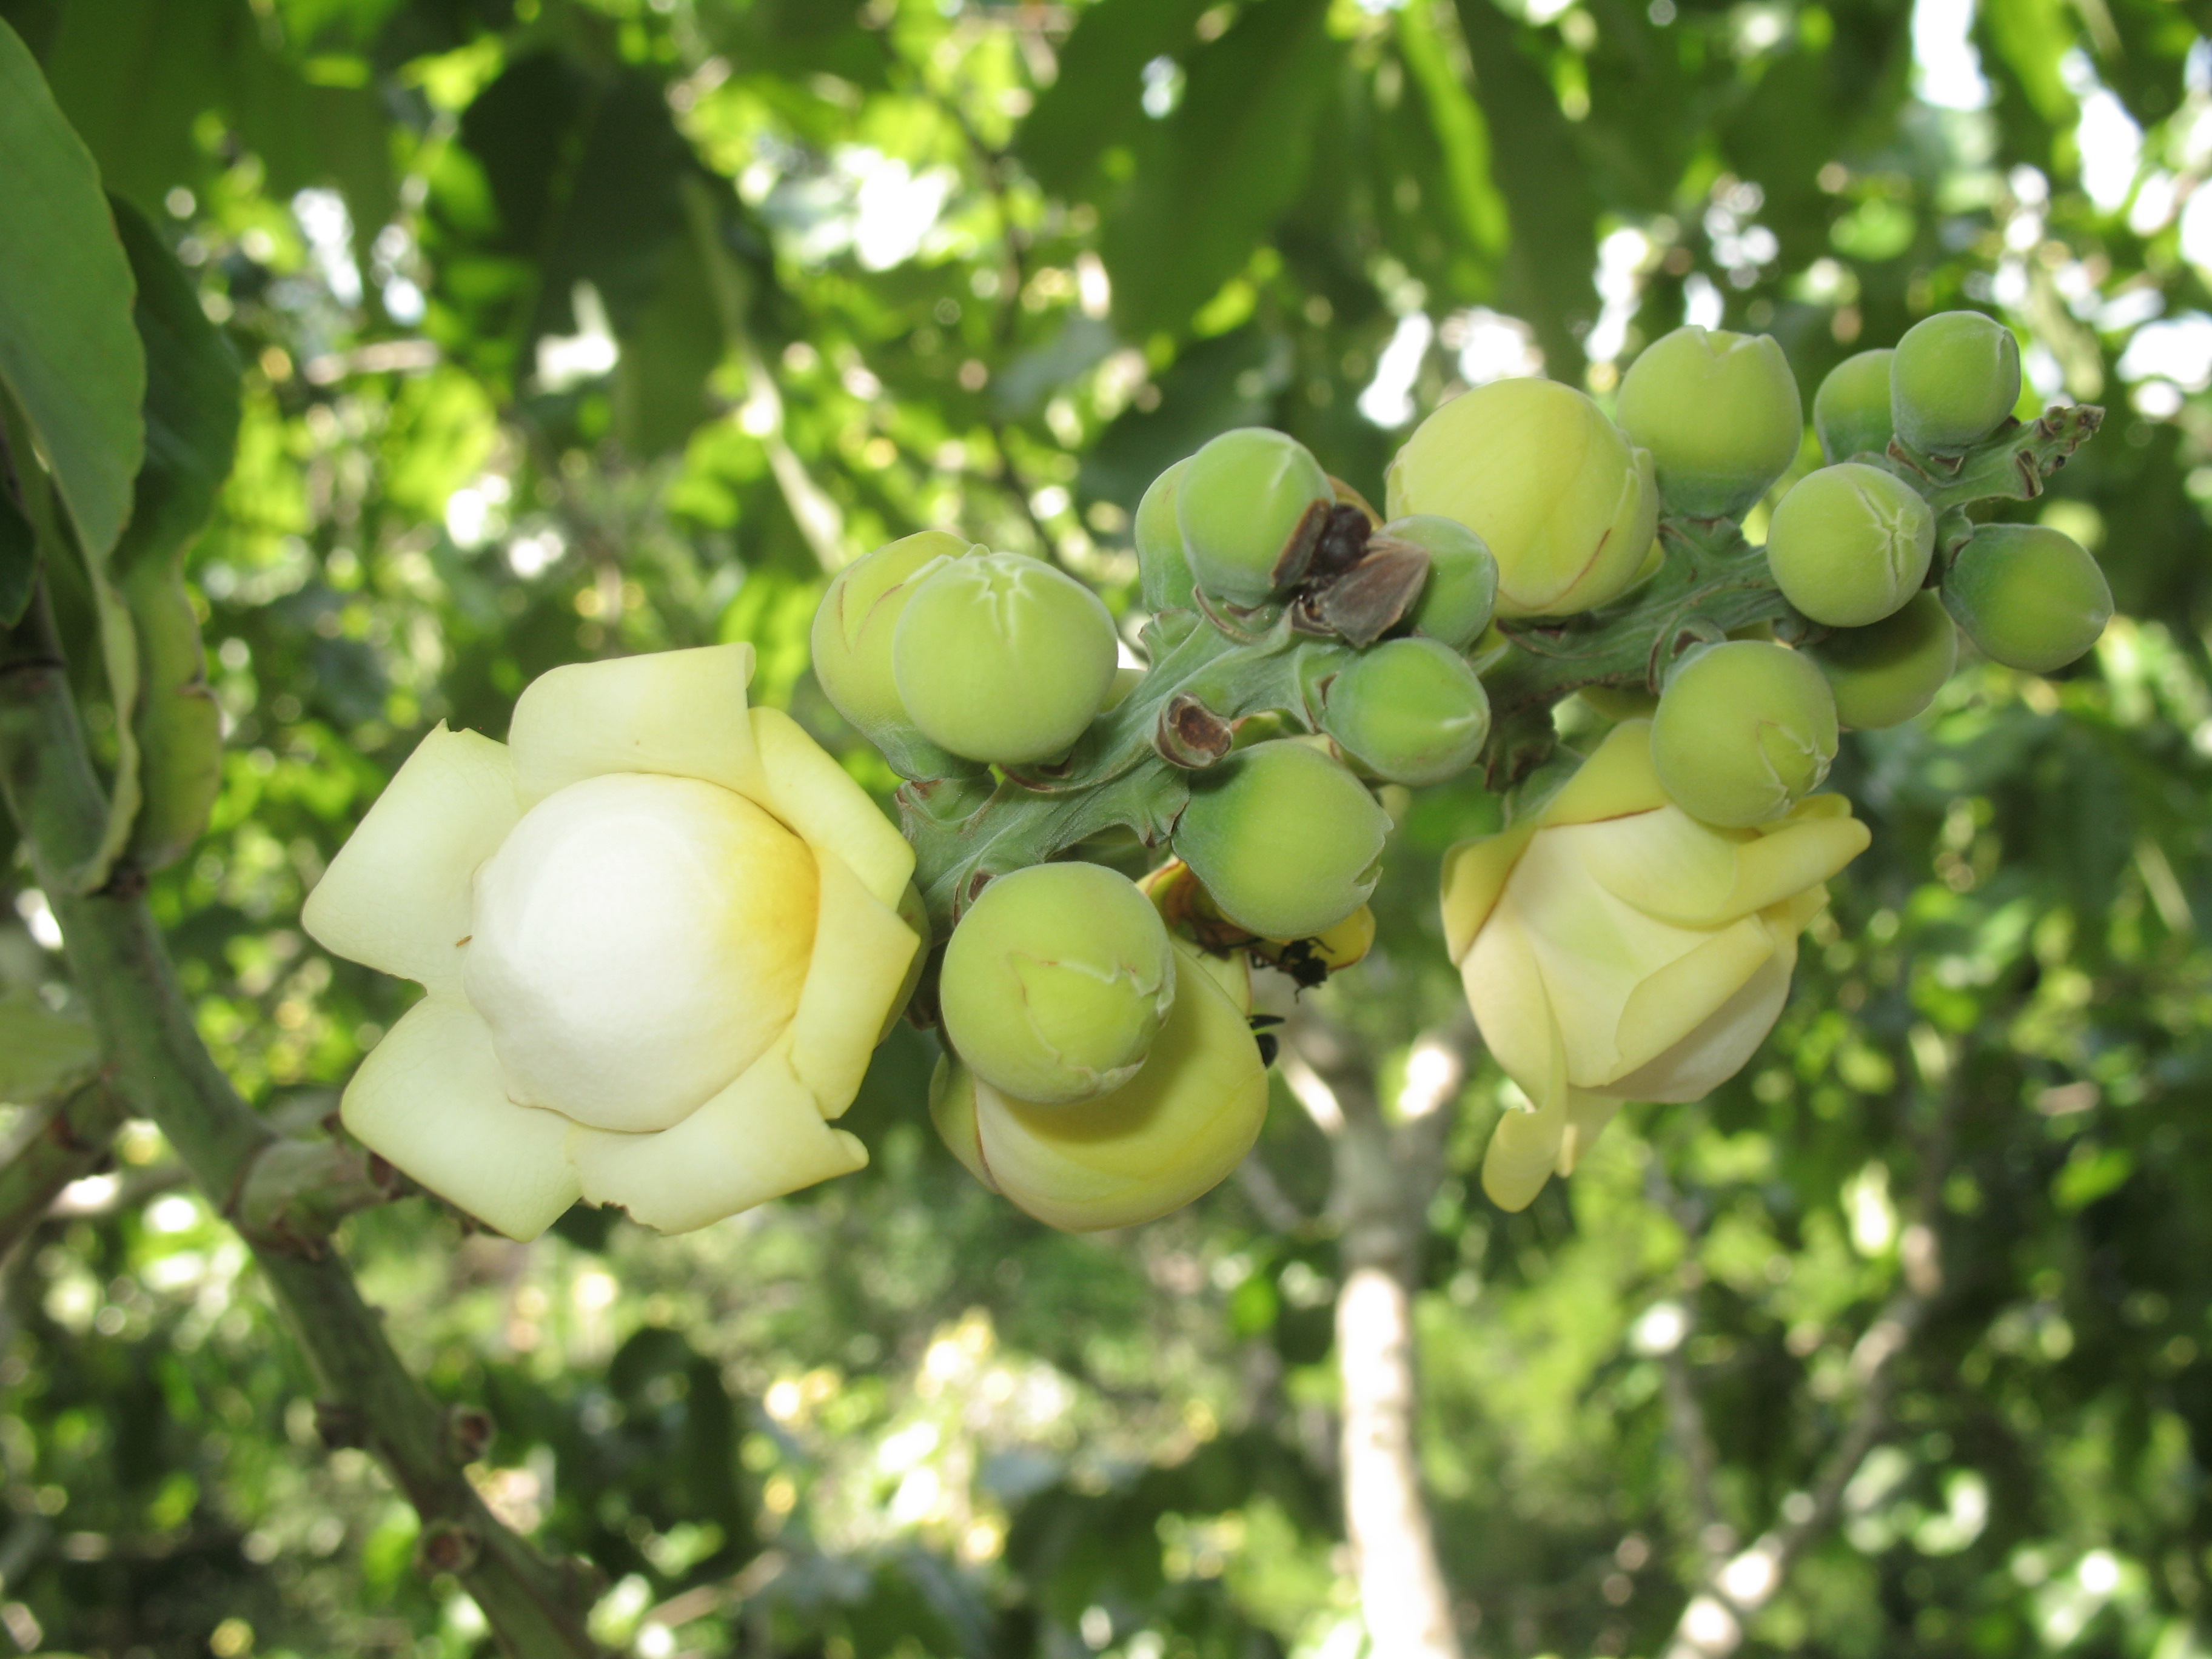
[
  {"left": 1460, "top": 902, "right": 1569, "bottom": 1102},
  {"left": 303, "top": 725, "right": 520, "bottom": 996},
  {"left": 338, "top": 996, "right": 580, "bottom": 1241},
  {"left": 973, "top": 943, "right": 1269, "bottom": 1232},
  {"left": 927, "top": 1054, "right": 999, "bottom": 1192},
  {"left": 787, "top": 847, "right": 920, "bottom": 1116},
  {"left": 1480, "top": 1037, "right": 1573, "bottom": 1212},
  {"left": 1555, "top": 1090, "right": 1624, "bottom": 1177},
  {"left": 1601, "top": 806, "right": 1869, "bottom": 930},
  {"left": 1184, "top": 944, "right": 1253, "bottom": 1013},
  {"left": 1439, "top": 823, "right": 1537, "bottom": 962},
  {"left": 508, "top": 643, "right": 760, "bottom": 806},
  {"left": 747, "top": 706, "right": 915, "bottom": 908},
  {"left": 1540, "top": 719, "right": 1669, "bottom": 826},
  {"left": 1609, "top": 919, "right": 1775, "bottom": 1084},
  {"left": 567, "top": 1034, "right": 868, "bottom": 1233},
  {"left": 1604, "top": 945, "right": 1796, "bottom": 1102}
]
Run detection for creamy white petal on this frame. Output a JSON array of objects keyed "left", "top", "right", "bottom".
[
  {"left": 747, "top": 707, "right": 915, "bottom": 908},
  {"left": 1603, "top": 945, "right": 1795, "bottom": 1103},
  {"left": 339, "top": 996, "right": 580, "bottom": 1241},
  {"left": 567, "top": 1034, "right": 868, "bottom": 1233},
  {"left": 462, "top": 773, "right": 816, "bottom": 1133},
  {"left": 303, "top": 725, "right": 520, "bottom": 996},
  {"left": 508, "top": 643, "right": 760, "bottom": 806},
  {"left": 785, "top": 847, "right": 919, "bottom": 1116}
]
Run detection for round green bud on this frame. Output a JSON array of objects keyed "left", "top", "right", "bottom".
[
  {"left": 1765, "top": 461, "right": 1936, "bottom": 628},
  {"left": 1941, "top": 523, "right": 2112, "bottom": 674},
  {"left": 1386, "top": 377, "right": 1658, "bottom": 618},
  {"left": 891, "top": 551, "right": 1120, "bottom": 764},
  {"left": 940, "top": 862, "right": 1178, "bottom": 1106},
  {"left": 1891, "top": 311, "right": 2021, "bottom": 454},
  {"left": 1813, "top": 348, "right": 1896, "bottom": 464},
  {"left": 1384, "top": 514, "right": 1498, "bottom": 648},
  {"left": 1652, "top": 640, "right": 1839, "bottom": 828},
  {"left": 1321, "top": 637, "right": 1492, "bottom": 786},
  {"left": 1617, "top": 326, "right": 1803, "bottom": 518},
  {"left": 1808, "top": 589, "right": 1958, "bottom": 729},
  {"left": 1135, "top": 456, "right": 1198, "bottom": 613},
  {"left": 1175, "top": 740, "right": 1390, "bottom": 939},
  {"left": 1176, "top": 427, "right": 1332, "bottom": 606},
  {"left": 811, "top": 531, "right": 970, "bottom": 737}
]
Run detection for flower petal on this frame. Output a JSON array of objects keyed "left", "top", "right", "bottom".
[
  {"left": 567, "top": 1034, "right": 868, "bottom": 1233},
  {"left": 1606, "top": 942, "right": 1796, "bottom": 1104},
  {"left": 302, "top": 725, "right": 520, "bottom": 996},
  {"left": 1555, "top": 1091, "right": 1623, "bottom": 1177},
  {"left": 787, "top": 846, "right": 919, "bottom": 1116},
  {"left": 508, "top": 643, "right": 760, "bottom": 806},
  {"left": 1540, "top": 718, "right": 1669, "bottom": 826},
  {"left": 1439, "top": 823, "right": 1537, "bottom": 962},
  {"left": 1622, "top": 806, "right": 1868, "bottom": 930},
  {"left": 1607, "top": 918, "right": 1777, "bottom": 1087},
  {"left": 746, "top": 707, "right": 914, "bottom": 907},
  {"left": 339, "top": 996, "right": 580, "bottom": 1240}
]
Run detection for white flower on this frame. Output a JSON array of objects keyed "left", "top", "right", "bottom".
[{"left": 303, "top": 644, "right": 921, "bottom": 1239}]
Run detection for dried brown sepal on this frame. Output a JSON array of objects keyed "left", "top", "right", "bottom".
[
  {"left": 1267, "top": 497, "right": 1335, "bottom": 591},
  {"left": 1314, "top": 541, "right": 1431, "bottom": 647},
  {"left": 1156, "top": 694, "right": 1235, "bottom": 768}
]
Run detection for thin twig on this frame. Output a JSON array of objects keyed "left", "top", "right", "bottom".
[{"left": 0, "top": 1078, "right": 127, "bottom": 1264}]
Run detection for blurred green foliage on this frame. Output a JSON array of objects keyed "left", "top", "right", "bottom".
[{"left": 3, "top": 0, "right": 2212, "bottom": 1655}]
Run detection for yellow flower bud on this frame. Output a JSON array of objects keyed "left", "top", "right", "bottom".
[
  {"left": 1385, "top": 378, "right": 1659, "bottom": 618},
  {"left": 1441, "top": 720, "right": 1868, "bottom": 1211},
  {"left": 929, "top": 941, "right": 1270, "bottom": 1231}
]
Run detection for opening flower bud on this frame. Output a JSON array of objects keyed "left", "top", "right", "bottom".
[
  {"left": 892, "top": 550, "right": 1120, "bottom": 763},
  {"left": 1321, "top": 637, "right": 1492, "bottom": 786},
  {"left": 928, "top": 939, "right": 1270, "bottom": 1232},
  {"left": 811, "top": 531, "right": 973, "bottom": 769},
  {"left": 1941, "top": 523, "right": 2111, "bottom": 673},
  {"left": 1652, "top": 640, "right": 1838, "bottom": 828},
  {"left": 1386, "top": 514, "right": 1498, "bottom": 648},
  {"left": 1136, "top": 455, "right": 1198, "bottom": 613},
  {"left": 1891, "top": 311, "right": 2021, "bottom": 454},
  {"left": 1176, "top": 427, "right": 1333, "bottom": 606},
  {"left": 1813, "top": 348, "right": 1897, "bottom": 464},
  {"left": 1765, "top": 461, "right": 1935, "bottom": 628},
  {"left": 1175, "top": 740, "right": 1390, "bottom": 939},
  {"left": 1385, "top": 378, "right": 1658, "bottom": 618},
  {"left": 1808, "top": 589, "right": 1958, "bottom": 729},
  {"left": 1617, "top": 326, "right": 1803, "bottom": 518},
  {"left": 940, "top": 862, "right": 1178, "bottom": 1105}
]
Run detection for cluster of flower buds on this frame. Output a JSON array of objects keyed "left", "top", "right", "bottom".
[{"left": 306, "top": 303, "right": 2107, "bottom": 1243}]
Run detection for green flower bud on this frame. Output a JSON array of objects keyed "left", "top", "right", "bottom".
[
  {"left": 1813, "top": 348, "right": 1897, "bottom": 464},
  {"left": 1652, "top": 640, "right": 1839, "bottom": 828},
  {"left": 1135, "top": 456, "right": 1198, "bottom": 613},
  {"left": 928, "top": 938, "right": 1270, "bottom": 1233},
  {"left": 1891, "top": 311, "right": 2021, "bottom": 454},
  {"left": 1176, "top": 427, "right": 1333, "bottom": 606},
  {"left": 940, "top": 862, "right": 1178, "bottom": 1105},
  {"left": 813, "top": 532, "right": 968, "bottom": 729},
  {"left": 1942, "top": 523, "right": 2112, "bottom": 673},
  {"left": 1384, "top": 514, "right": 1498, "bottom": 648},
  {"left": 1808, "top": 589, "right": 1958, "bottom": 729},
  {"left": 1175, "top": 740, "right": 1389, "bottom": 939},
  {"left": 892, "top": 551, "right": 1120, "bottom": 763},
  {"left": 1321, "top": 637, "right": 1492, "bottom": 786},
  {"left": 1765, "top": 461, "right": 1935, "bottom": 628},
  {"left": 1617, "top": 326, "right": 1803, "bottom": 518},
  {"left": 1386, "top": 378, "right": 1659, "bottom": 618},
  {"left": 1578, "top": 683, "right": 1660, "bottom": 722}
]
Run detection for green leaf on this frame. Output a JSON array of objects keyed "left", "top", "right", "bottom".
[
  {"left": 0, "top": 16, "right": 146, "bottom": 565},
  {"left": 0, "top": 991, "right": 100, "bottom": 1103},
  {"left": 1396, "top": 1, "right": 1507, "bottom": 266},
  {"left": 1102, "top": 0, "right": 1341, "bottom": 339},
  {"left": 1013, "top": 0, "right": 1213, "bottom": 196},
  {"left": 0, "top": 478, "right": 33, "bottom": 628},
  {"left": 107, "top": 196, "right": 240, "bottom": 872}
]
